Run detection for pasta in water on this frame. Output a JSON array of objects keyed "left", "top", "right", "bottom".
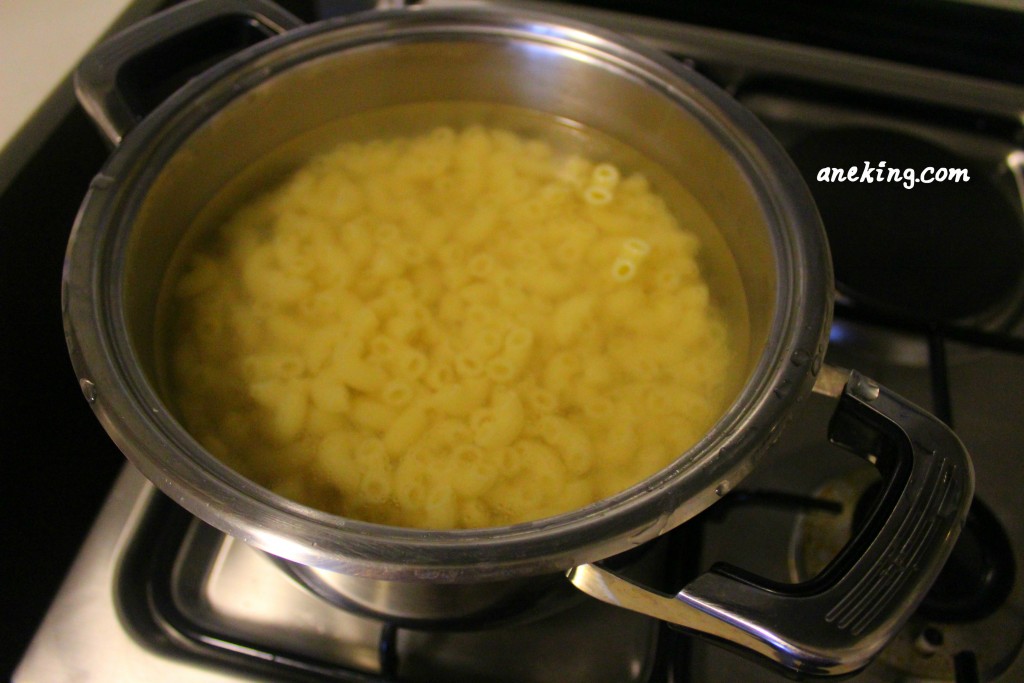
[{"left": 163, "top": 119, "right": 740, "bottom": 529}]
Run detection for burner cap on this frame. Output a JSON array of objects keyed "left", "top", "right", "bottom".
[{"left": 787, "top": 128, "right": 1024, "bottom": 323}]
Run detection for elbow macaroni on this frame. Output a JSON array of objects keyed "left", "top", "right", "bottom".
[{"left": 164, "top": 119, "right": 739, "bottom": 530}]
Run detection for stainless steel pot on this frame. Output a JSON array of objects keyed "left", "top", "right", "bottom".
[{"left": 63, "top": 0, "right": 973, "bottom": 675}]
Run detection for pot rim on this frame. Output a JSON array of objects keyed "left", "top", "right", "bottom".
[{"left": 63, "top": 5, "right": 832, "bottom": 581}]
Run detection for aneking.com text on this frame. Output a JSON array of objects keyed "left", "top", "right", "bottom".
[{"left": 815, "top": 161, "right": 970, "bottom": 189}]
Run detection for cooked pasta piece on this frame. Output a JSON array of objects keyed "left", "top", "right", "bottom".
[
  {"left": 308, "top": 375, "right": 351, "bottom": 414},
  {"left": 582, "top": 184, "right": 614, "bottom": 206},
  {"left": 471, "top": 389, "right": 524, "bottom": 449},
  {"left": 383, "top": 401, "right": 429, "bottom": 454},
  {"left": 610, "top": 256, "right": 638, "bottom": 282},
  {"left": 450, "top": 444, "right": 500, "bottom": 498},
  {"left": 590, "top": 162, "right": 621, "bottom": 188}
]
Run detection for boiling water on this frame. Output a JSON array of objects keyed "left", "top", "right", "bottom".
[{"left": 153, "top": 102, "right": 751, "bottom": 528}]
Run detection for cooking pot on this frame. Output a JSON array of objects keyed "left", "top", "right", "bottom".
[{"left": 63, "top": 0, "right": 973, "bottom": 675}]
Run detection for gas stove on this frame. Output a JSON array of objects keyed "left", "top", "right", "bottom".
[{"left": 9, "top": 1, "right": 1024, "bottom": 681}]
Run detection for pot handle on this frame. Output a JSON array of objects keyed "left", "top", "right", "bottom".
[
  {"left": 568, "top": 365, "right": 973, "bottom": 677},
  {"left": 74, "top": 0, "right": 303, "bottom": 145}
]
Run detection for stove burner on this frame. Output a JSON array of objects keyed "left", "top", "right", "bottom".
[
  {"left": 787, "top": 128, "right": 1024, "bottom": 324},
  {"left": 919, "top": 497, "right": 1016, "bottom": 623},
  {"left": 852, "top": 482, "right": 1016, "bottom": 624},
  {"left": 791, "top": 469, "right": 1024, "bottom": 682},
  {"left": 847, "top": 481, "right": 1015, "bottom": 626}
]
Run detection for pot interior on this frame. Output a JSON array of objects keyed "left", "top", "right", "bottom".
[{"left": 124, "top": 25, "right": 773, "bottom": 404}]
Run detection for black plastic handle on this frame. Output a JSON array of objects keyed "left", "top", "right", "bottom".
[
  {"left": 569, "top": 367, "right": 973, "bottom": 677},
  {"left": 74, "top": 0, "right": 303, "bottom": 144}
]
